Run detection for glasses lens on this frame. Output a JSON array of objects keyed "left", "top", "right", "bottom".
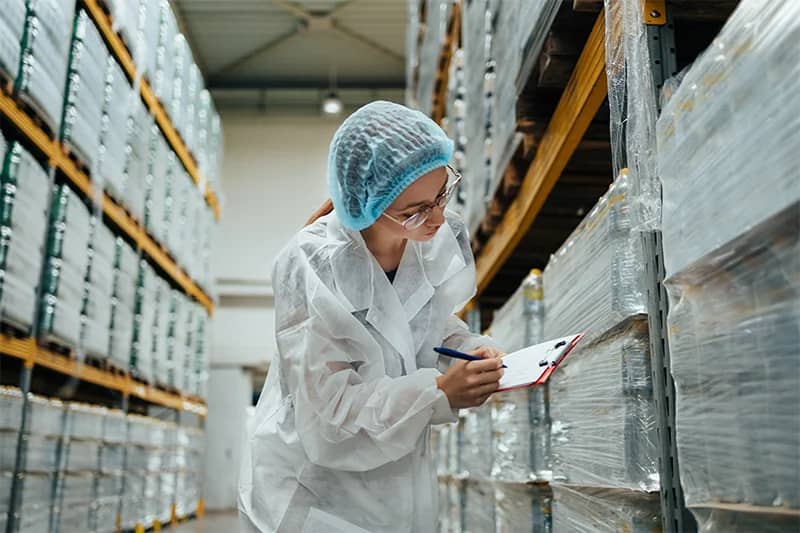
[{"left": 403, "top": 210, "right": 428, "bottom": 230}]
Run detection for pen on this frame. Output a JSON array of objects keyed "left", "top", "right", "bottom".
[{"left": 434, "top": 346, "right": 507, "bottom": 368}]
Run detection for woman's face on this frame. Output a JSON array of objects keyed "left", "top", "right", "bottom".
[{"left": 375, "top": 167, "right": 449, "bottom": 242}]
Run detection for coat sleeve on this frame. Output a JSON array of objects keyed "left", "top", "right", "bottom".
[{"left": 273, "top": 246, "right": 454, "bottom": 473}]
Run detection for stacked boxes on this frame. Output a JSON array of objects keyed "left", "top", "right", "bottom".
[
  {"left": 130, "top": 259, "right": 157, "bottom": 382},
  {"left": 97, "top": 55, "right": 131, "bottom": 192},
  {"left": 80, "top": 217, "right": 115, "bottom": 359},
  {"left": 39, "top": 184, "right": 92, "bottom": 348},
  {"left": 108, "top": 237, "right": 137, "bottom": 370},
  {"left": 0, "top": 0, "right": 26, "bottom": 82},
  {"left": 175, "top": 424, "right": 204, "bottom": 517},
  {"left": 0, "top": 140, "right": 50, "bottom": 333},
  {"left": 656, "top": 1, "right": 800, "bottom": 526},
  {"left": 16, "top": 0, "right": 76, "bottom": 134},
  {"left": 552, "top": 484, "right": 661, "bottom": 533},
  {"left": 144, "top": 125, "right": 169, "bottom": 245},
  {"left": 60, "top": 9, "right": 108, "bottom": 171}
]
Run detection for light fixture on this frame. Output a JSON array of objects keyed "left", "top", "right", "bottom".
[{"left": 322, "top": 92, "right": 343, "bottom": 116}]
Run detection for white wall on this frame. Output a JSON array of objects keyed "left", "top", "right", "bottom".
[
  {"left": 203, "top": 366, "right": 253, "bottom": 511},
  {"left": 211, "top": 110, "right": 343, "bottom": 367}
]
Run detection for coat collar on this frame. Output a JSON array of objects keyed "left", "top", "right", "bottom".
[{"left": 324, "top": 212, "right": 467, "bottom": 370}]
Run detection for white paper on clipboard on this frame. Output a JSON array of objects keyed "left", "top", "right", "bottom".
[{"left": 497, "top": 333, "right": 584, "bottom": 392}]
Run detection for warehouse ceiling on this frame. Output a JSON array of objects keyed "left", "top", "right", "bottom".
[{"left": 173, "top": 0, "right": 408, "bottom": 91}]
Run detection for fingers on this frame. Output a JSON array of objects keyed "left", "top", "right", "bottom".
[
  {"left": 467, "top": 357, "right": 504, "bottom": 373},
  {"left": 468, "top": 368, "right": 504, "bottom": 386},
  {"left": 467, "top": 346, "right": 504, "bottom": 359}
]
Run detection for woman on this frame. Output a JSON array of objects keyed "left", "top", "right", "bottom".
[{"left": 238, "top": 101, "right": 504, "bottom": 532}]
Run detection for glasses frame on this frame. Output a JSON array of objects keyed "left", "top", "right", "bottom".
[{"left": 382, "top": 165, "right": 463, "bottom": 231}]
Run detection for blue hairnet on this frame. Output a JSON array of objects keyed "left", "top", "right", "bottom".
[{"left": 327, "top": 101, "right": 455, "bottom": 230}]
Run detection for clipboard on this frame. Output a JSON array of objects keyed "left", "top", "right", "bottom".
[{"left": 496, "top": 333, "right": 585, "bottom": 392}]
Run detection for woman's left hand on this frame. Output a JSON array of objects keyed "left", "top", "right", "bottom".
[{"left": 466, "top": 346, "right": 505, "bottom": 360}]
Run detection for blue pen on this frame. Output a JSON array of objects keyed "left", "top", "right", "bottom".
[{"left": 434, "top": 346, "right": 507, "bottom": 368}]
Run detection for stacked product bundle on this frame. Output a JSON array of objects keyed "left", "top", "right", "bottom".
[
  {"left": 108, "top": 237, "right": 138, "bottom": 370},
  {"left": 130, "top": 259, "right": 157, "bottom": 382},
  {"left": 80, "top": 217, "right": 115, "bottom": 360},
  {"left": 657, "top": 1, "right": 800, "bottom": 530},
  {"left": 0, "top": 0, "right": 26, "bottom": 82},
  {"left": 97, "top": 408, "right": 126, "bottom": 531}
]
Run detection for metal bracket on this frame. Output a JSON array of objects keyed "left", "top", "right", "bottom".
[
  {"left": 643, "top": 0, "right": 667, "bottom": 25},
  {"left": 646, "top": 2, "right": 677, "bottom": 103}
]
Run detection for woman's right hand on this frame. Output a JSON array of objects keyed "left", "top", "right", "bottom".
[{"left": 435, "top": 358, "right": 504, "bottom": 409}]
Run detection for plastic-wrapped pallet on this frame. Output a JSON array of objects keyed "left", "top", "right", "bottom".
[
  {"left": 131, "top": 259, "right": 157, "bottom": 382},
  {"left": 0, "top": 387, "right": 23, "bottom": 474},
  {"left": 0, "top": 141, "right": 50, "bottom": 333},
  {"left": 195, "top": 90, "right": 212, "bottom": 185},
  {"left": 168, "top": 34, "right": 191, "bottom": 133},
  {"left": 137, "top": 0, "right": 161, "bottom": 80},
  {"left": 121, "top": 470, "right": 146, "bottom": 530},
  {"left": 58, "top": 472, "right": 94, "bottom": 531},
  {"left": 182, "top": 62, "right": 202, "bottom": 152},
  {"left": 192, "top": 309, "right": 210, "bottom": 398},
  {"left": 106, "top": 0, "right": 140, "bottom": 61},
  {"left": 108, "top": 237, "right": 138, "bottom": 370},
  {"left": 207, "top": 112, "right": 223, "bottom": 192},
  {"left": 100, "top": 441, "right": 124, "bottom": 474},
  {"left": 443, "top": 478, "right": 462, "bottom": 533},
  {"left": 16, "top": 0, "right": 76, "bottom": 134},
  {"left": 166, "top": 290, "right": 188, "bottom": 390},
  {"left": 151, "top": 276, "right": 171, "bottom": 388},
  {"left": 432, "top": 424, "right": 450, "bottom": 478},
  {"left": 165, "top": 163, "right": 191, "bottom": 265},
  {"left": 415, "top": 0, "right": 451, "bottom": 115},
  {"left": 151, "top": 0, "right": 177, "bottom": 106},
  {"left": 543, "top": 171, "right": 647, "bottom": 342},
  {"left": 144, "top": 473, "right": 160, "bottom": 525},
  {"left": 603, "top": 0, "right": 660, "bottom": 230},
  {"left": 665, "top": 215, "right": 799, "bottom": 510},
  {"left": 97, "top": 55, "right": 131, "bottom": 193},
  {"left": 120, "top": 99, "right": 151, "bottom": 222},
  {"left": 517, "top": 1, "right": 560, "bottom": 93},
  {"left": 80, "top": 217, "right": 115, "bottom": 359},
  {"left": 102, "top": 409, "right": 126, "bottom": 445},
  {"left": 94, "top": 474, "right": 123, "bottom": 532},
  {"left": 489, "top": 389, "right": 543, "bottom": 483},
  {"left": 462, "top": 478, "right": 494, "bottom": 533},
  {"left": 144, "top": 125, "right": 169, "bottom": 245},
  {"left": 39, "top": 184, "right": 92, "bottom": 348},
  {"left": 689, "top": 509, "right": 800, "bottom": 533},
  {"left": 656, "top": 1, "right": 800, "bottom": 278},
  {"left": 65, "top": 402, "right": 105, "bottom": 442},
  {"left": 13, "top": 472, "right": 54, "bottom": 533},
  {"left": 551, "top": 484, "right": 661, "bottom": 533},
  {"left": 549, "top": 320, "right": 658, "bottom": 491},
  {"left": 60, "top": 10, "right": 108, "bottom": 171},
  {"left": 494, "top": 482, "right": 552, "bottom": 533},
  {"left": 0, "top": 0, "right": 25, "bottom": 82},
  {"left": 459, "top": 404, "right": 492, "bottom": 480},
  {"left": 460, "top": 0, "right": 490, "bottom": 235}
]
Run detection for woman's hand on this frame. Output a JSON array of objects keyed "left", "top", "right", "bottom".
[
  {"left": 435, "top": 357, "right": 504, "bottom": 409},
  {"left": 466, "top": 345, "right": 505, "bottom": 360}
]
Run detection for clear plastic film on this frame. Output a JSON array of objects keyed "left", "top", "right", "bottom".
[
  {"left": 95, "top": 473, "right": 123, "bottom": 531},
  {"left": 120, "top": 98, "right": 151, "bottom": 223},
  {"left": 58, "top": 472, "right": 94, "bottom": 531},
  {"left": 459, "top": 403, "right": 492, "bottom": 480},
  {"left": 99, "top": 443, "right": 124, "bottom": 474},
  {"left": 461, "top": 478, "right": 495, "bottom": 533},
  {"left": 97, "top": 55, "right": 131, "bottom": 195},
  {"left": 14, "top": 472, "right": 54, "bottom": 533},
  {"left": 131, "top": 259, "right": 157, "bottom": 383},
  {"left": 65, "top": 402, "right": 105, "bottom": 441},
  {"left": 60, "top": 9, "right": 108, "bottom": 171},
  {"left": 0, "top": 0, "right": 25, "bottom": 81},
  {"left": 106, "top": 0, "right": 140, "bottom": 63},
  {"left": 80, "top": 217, "right": 115, "bottom": 360},
  {"left": 690, "top": 508, "right": 800, "bottom": 533},
  {"left": 120, "top": 471, "right": 146, "bottom": 530},
  {"left": 551, "top": 484, "right": 661, "bottom": 533},
  {"left": 151, "top": 276, "right": 172, "bottom": 389},
  {"left": 0, "top": 430, "right": 18, "bottom": 471},
  {"left": 102, "top": 409, "right": 126, "bottom": 444},
  {"left": 490, "top": 389, "right": 534, "bottom": 483},
  {"left": 39, "top": 184, "right": 92, "bottom": 348},
  {"left": 656, "top": 1, "right": 800, "bottom": 277},
  {"left": 550, "top": 320, "right": 659, "bottom": 492},
  {"left": 543, "top": 171, "right": 647, "bottom": 343},
  {"left": 152, "top": 0, "right": 177, "bottom": 105},
  {"left": 0, "top": 141, "right": 50, "bottom": 333},
  {"left": 0, "top": 386, "right": 24, "bottom": 431},
  {"left": 664, "top": 212, "right": 800, "bottom": 509},
  {"left": 603, "top": 0, "right": 660, "bottom": 229},
  {"left": 65, "top": 439, "right": 100, "bottom": 472},
  {"left": 16, "top": 0, "right": 76, "bottom": 134},
  {"left": 108, "top": 236, "right": 138, "bottom": 370},
  {"left": 493, "top": 481, "right": 553, "bottom": 533}
]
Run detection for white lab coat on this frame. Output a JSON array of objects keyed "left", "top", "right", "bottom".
[{"left": 238, "top": 211, "right": 493, "bottom": 532}]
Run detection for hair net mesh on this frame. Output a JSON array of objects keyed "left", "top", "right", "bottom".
[{"left": 327, "top": 101, "right": 455, "bottom": 230}]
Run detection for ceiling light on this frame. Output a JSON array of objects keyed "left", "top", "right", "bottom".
[{"left": 322, "top": 92, "right": 343, "bottom": 116}]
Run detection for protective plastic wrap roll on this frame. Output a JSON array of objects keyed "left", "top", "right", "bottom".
[
  {"left": 689, "top": 508, "right": 800, "bottom": 533},
  {"left": 665, "top": 213, "right": 800, "bottom": 509},
  {"left": 551, "top": 484, "right": 661, "bottom": 533},
  {"left": 102, "top": 409, "right": 126, "bottom": 444},
  {"left": 494, "top": 482, "right": 553, "bottom": 533},
  {"left": 15, "top": 472, "right": 53, "bottom": 533},
  {"left": 66, "top": 402, "right": 105, "bottom": 441},
  {"left": 98, "top": 55, "right": 131, "bottom": 192},
  {"left": 462, "top": 479, "right": 495, "bottom": 533},
  {"left": 656, "top": 1, "right": 800, "bottom": 277},
  {"left": 459, "top": 404, "right": 492, "bottom": 480},
  {"left": 603, "top": 0, "right": 660, "bottom": 229},
  {"left": 60, "top": 10, "right": 108, "bottom": 170},
  {"left": 0, "top": 0, "right": 25, "bottom": 81},
  {"left": 550, "top": 320, "right": 659, "bottom": 492},
  {"left": 16, "top": 0, "right": 75, "bottom": 134},
  {"left": 39, "top": 184, "right": 92, "bottom": 348},
  {"left": 59, "top": 472, "right": 94, "bottom": 531},
  {"left": 131, "top": 260, "right": 157, "bottom": 382},
  {"left": 81, "top": 217, "right": 115, "bottom": 359},
  {"left": 543, "top": 171, "right": 647, "bottom": 342},
  {"left": 0, "top": 142, "right": 51, "bottom": 332}
]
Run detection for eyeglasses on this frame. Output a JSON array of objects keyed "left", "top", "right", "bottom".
[{"left": 382, "top": 165, "right": 463, "bottom": 231}]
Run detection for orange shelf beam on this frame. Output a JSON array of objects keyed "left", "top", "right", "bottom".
[{"left": 82, "top": 0, "right": 221, "bottom": 221}]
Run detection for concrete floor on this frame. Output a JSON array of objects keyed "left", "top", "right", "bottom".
[{"left": 170, "top": 511, "right": 239, "bottom": 532}]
